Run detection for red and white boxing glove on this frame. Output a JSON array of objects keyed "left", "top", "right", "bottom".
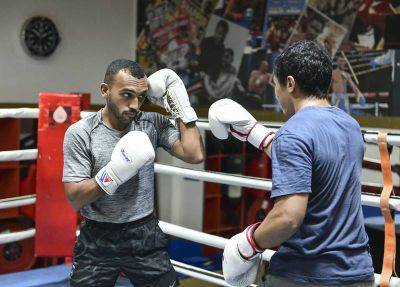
[
  {"left": 223, "top": 223, "right": 264, "bottom": 286},
  {"left": 147, "top": 69, "right": 198, "bottom": 123},
  {"left": 95, "top": 131, "right": 155, "bottom": 195},
  {"left": 208, "top": 99, "right": 274, "bottom": 150}
]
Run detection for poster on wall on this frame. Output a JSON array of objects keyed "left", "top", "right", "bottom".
[
  {"left": 232, "top": 0, "right": 305, "bottom": 111},
  {"left": 307, "top": 0, "right": 363, "bottom": 36},
  {"left": 135, "top": 1, "right": 399, "bottom": 117},
  {"left": 213, "top": 0, "right": 267, "bottom": 48},
  {"left": 266, "top": 0, "right": 305, "bottom": 15},
  {"left": 323, "top": 0, "right": 400, "bottom": 117},
  {"left": 136, "top": 0, "right": 218, "bottom": 79},
  {"left": 193, "top": 14, "right": 249, "bottom": 106},
  {"left": 347, "top": 0, "right": 399, "bottom": 50},
  {"left": 261, "top": 0, "right": 304, "bottom": 52},
  {"left": 287, "top": 4, "right": 348, "bottom": 58}
]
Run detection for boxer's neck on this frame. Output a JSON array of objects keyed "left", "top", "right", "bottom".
[
  {"left": 101, "top": 106, "right": 129, "bottom": 131},
  {"left": 293, "top": 97, "right": 331, "bottom": 112}
]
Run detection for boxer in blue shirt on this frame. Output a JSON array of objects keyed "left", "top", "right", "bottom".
[{"left": 209, "top": 40, "right": 374, "bottom": 286}]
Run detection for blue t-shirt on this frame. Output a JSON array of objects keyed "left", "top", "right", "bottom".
[{"left": 268, "top": 106, "right": 374, "bottom": 285}]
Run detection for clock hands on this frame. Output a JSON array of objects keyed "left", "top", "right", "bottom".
[{"left": 22, "top": 16, "right": 60, "bottom": 57}]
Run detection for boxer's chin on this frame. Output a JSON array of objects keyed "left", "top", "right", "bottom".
[{"left": 120, "top": 113, "right": 135, "bottom": 124}]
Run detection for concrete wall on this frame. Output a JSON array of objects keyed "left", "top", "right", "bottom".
[{"left": 0, "top": 0, "right": 136, "bottom": 105}]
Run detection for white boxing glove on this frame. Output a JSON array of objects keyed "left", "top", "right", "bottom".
[
  {"left": 208, "top": 98, "right": 275, "bottom": 150},
  {"left": 147, "top": 69, "right": 198, "bottom": 123},
  {"left": 95, "top": 131, "right": 155, "bottom": 195},
  {"left": 223, "top": 223, "right": 264, "bottom": 286}
]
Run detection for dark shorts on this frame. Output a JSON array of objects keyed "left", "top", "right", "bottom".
[{"left": 70, "top": 214, "right": 178, "bottom": 287}]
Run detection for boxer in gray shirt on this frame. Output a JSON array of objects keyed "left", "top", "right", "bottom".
[{"left": 63, "top": 59, "right": 204, "bottom": 286}]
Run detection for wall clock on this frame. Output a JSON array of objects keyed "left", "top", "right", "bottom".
[{"left": 21, "top": 16, "right": 60, "bottom": 57}]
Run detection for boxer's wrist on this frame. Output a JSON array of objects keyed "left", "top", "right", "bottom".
[
  {"left": 223, "top": 231, "right": 262, "bottom": 286},
  {"left": 181, "top": 106, "right": 197, "bottom": 123},
  {"left": 246, "top": 222, "right": 265, "bottom": 253},
  {"left": 95, "top": 165, "right": 120, "bottom": 195},
  {"left": 237, "top": 222, "right": 265, "bottom": 260},
  {"left": 247, "top": 123, "right": 275, "bottom": 150}
]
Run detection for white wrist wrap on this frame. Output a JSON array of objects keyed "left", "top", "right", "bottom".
[
  {"left": 247, "top": 124, "right": 275, "bottom": 150},
  {"left": 182, "top": 106, "right": 197, "bottom": 123},
  {"left": 95, "top": 166, "right": 119, "bottom": 195}
]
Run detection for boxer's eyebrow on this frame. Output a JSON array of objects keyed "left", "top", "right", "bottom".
[{"left": 119, "top": 86, "right": 147, "bottom": 95}]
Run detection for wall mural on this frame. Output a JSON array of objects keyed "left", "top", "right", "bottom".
[{"left": 137, "top": 0, "right": 400, "bottom": 117}]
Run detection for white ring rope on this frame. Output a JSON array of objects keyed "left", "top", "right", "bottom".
[
  {"left": 159, "top": 221, "right": 227, "bottom": 249},
  {"left": 0, "top": 149, "right": 37, "bottom": 162},
  {"left": 173, "top": 265, "right": 232, "bottom": 286},
  {"left": 3, "top": 192, "right": 399, "bottom": 216},
  {"left": 0, "top": 108, "right": 39, "bottom": 118},
  {"left": 0, "top": 149, "right": 399, "bottom": 210},
  {"left": 171, "top": 260, "right": 225, "bottom": 280},
  {"left": 0, "top": 223, "right": 399, "bottom": 286},
  {"left": 0, "top": 195, "right": 36, "bottom": 210},
  {"left": 0, "top": 149, "right": 271, "bottom": 190},
  {"left": 0, "top": 228, "right": 35, "bottom": 245},
  {"left": 0, "top": 108, "right": 398, "bottom": 146},
  {"left": 171, "top": 260, "right": 249, "bottom": 287},
  {"left": 159, "top": 221, "right": 275, "bottom": 262},
  {"left": 155, "top": 163, "right": 272, "bottom": 190},
  {"left": 363, "top": 133, "right": 400, "bottom": 146},
  {"left": 362, "top": 193, "right": 400, "bottom": 210}
]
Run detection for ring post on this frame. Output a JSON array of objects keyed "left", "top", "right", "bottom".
[{"left": 35, "top": 93, "right": 87, "bottom": 257}]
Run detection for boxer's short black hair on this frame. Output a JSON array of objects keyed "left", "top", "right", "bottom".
[
  {"left": 104, "top": 59, "right": 146, "bottom": 86},
  {"left": 274, "top": 40, "right": 332, "bottom": 99}
]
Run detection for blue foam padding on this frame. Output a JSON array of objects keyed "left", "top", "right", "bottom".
[
  {"left": 0, "top": 265, "right": 70, "bottom": 287},
  {"left": 0, "top": 265, "right": 133, "bottom": 287},
  {"left": 362, "top": 206, "right": 382, "bottom": 218},
  {"left": 168, "top": 239, "right": 202, "bottom": 262}
]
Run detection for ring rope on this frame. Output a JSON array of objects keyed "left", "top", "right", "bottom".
[
  {"left": 172, "top": 259, "right": 255, "bottom": 287},
  {"left": 155, "top": 163, "right": 272, "bottom": 190},
  {"left": 173, "top": 265, "right": 231, "bottom": 286},
  {"left": 0, "top": 108, "right": 399, "bottom": 146},
  {"left": 0, "top": 108, "right": 39, "bottom": 118},
  {"left": 0, "top": 149, "right": 37, "bottom": 162},
  {"left": 0, "top": 194, "right": 36, "bottom": 210},
  {"left": 1, "top": 223, "right": 399, "bottom": 286},
  {"left": 0, "top": 149, "right": 398, "bottom": 210},
  {"left": 0, "top": 228, "right": 35, "bottom": 244},
  {"left": 171, "top": 260, "right": 226, "bottom": 280}
]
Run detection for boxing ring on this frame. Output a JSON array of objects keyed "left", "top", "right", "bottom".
[{"left": 0, "top": 105, "right": 400, "bottom": 286}]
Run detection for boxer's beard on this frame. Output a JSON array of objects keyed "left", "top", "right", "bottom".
[{"left": 106, "top": 98, "right": 133, "bottom": 125}]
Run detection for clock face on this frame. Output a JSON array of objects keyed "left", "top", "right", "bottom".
[{"left": 21, "top": 17, "right": 60, "bottom": 57}]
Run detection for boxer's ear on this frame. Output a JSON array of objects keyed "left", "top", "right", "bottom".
[
  {"left": 100, "top": 83, "right": 110, "bottom": 99},
  {"left": 286, "top": 76, "right": 295, "bottom": 94}
]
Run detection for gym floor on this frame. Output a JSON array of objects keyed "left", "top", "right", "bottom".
[{"left": 0, "top": 264, "right": 220, "bottom": 287}]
